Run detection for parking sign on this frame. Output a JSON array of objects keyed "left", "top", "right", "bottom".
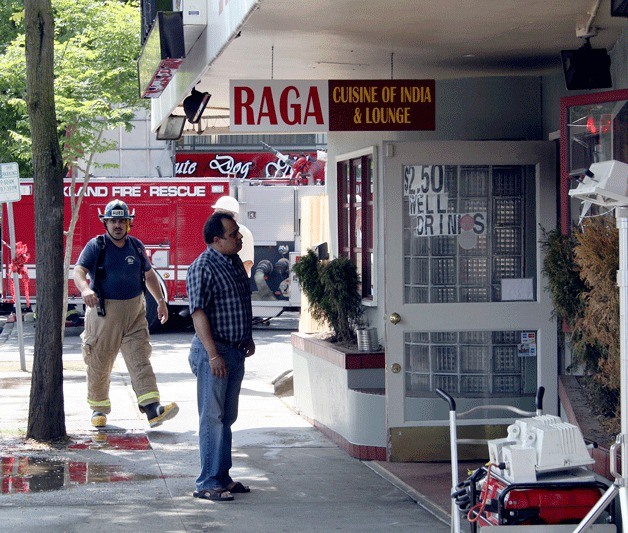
[{"left": 0, "top": 162, "right": 21, "bottom": 202}]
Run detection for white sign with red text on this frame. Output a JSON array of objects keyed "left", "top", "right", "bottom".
[
  {"left": 0, "top": 162, "right": 21, "bottom": 203},
  {"left": 230, "top": 80, "right": 329, "bottom": 132}
]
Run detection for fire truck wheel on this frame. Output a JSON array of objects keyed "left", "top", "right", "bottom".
[{"left": 145, "top": 290, "right": 162, "bottom": 333}]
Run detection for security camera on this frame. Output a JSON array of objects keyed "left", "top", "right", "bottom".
[{"left": 568, "top": 160, "right": 628, "bottom": 207}]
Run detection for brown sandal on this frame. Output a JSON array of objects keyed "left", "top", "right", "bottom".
[
  {"left": 193, "top": 488, "right": 234, "bottom": 501},
  {"left": 227, "top": 481, "right": 250, "bottom": 493}
]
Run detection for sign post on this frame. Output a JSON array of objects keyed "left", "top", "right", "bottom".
[{"left": 0, "top": 162, "right": 25, "bottom": 371}]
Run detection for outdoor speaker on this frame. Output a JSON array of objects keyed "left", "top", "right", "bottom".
[
  {"left": 611, "top": 0, "right": 628, "bottom": 17},
  {"left": 313, "top": 242, "right": 329, "bottom": 260},
  {"left": 561, "top": 42, "right": 612, "bottom": 90}
]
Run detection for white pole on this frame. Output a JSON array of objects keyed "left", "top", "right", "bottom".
[
  {"left": 6, "top": 202, "right": 26, "bottom": 372},
  {"left": 449, "top": 408, "right": 460, "bottom": 533},
  {"left": 616, "top": 207, "right": 628, "bottom": 520}
]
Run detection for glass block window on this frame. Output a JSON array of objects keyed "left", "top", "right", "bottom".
[
  {"left": 403, "top": 164, "right": 535, "bottom": 303},
  {"left": 405, "top": 330, "right": 535, "bottom": 397}
]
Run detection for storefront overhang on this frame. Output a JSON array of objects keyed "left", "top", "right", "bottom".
[
  {"left": 141, "top": 1, "right": 625, "bottom": 137},
  {"left": 148, "top": 0, "right": 260, "bottom": 132}
]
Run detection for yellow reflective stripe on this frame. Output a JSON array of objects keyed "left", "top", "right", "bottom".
[
  {"left": 137, "top": 391, "right": 160, "bottom": 405},
  {"left": 88, "top": 399, "right": 111, "bottom": 408}
]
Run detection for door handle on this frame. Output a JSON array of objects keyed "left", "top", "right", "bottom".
[{"left": 389, "top": 312, "right": 401, "bottom": 325}]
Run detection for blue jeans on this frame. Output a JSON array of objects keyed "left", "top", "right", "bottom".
[{"left": 188, "top": 335, "right": 245, "bottom": 491}]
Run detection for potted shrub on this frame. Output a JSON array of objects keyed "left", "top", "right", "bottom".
[{"left": 292, "top": 249, "right": 363, "bottom": 345}]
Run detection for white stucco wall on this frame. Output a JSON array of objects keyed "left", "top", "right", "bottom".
[
  {"left": 82, "top": 108, "right": 176, "bottom": 179},
  {"left": 612, "top": 27, "right": 628, "bottom": 89},
  {"left": 292, "top": 345, "right": 386, "bottom": 447}
]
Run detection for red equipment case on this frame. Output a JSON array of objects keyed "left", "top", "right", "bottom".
[{"left": 468, "top": 467, "right": 611, "bottom": 527}]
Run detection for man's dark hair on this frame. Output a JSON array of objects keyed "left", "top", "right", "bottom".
[{"left": 204, "top": 212, "right": 235, "bottom": 244}]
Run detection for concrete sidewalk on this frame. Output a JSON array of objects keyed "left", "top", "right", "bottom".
[{"left": 0, "top": 317, "right": 450, "bottom": 532}]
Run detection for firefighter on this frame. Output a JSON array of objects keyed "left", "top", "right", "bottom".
[
  {"left": 211, "top": 196, "right": 254, "bottom": 277},
  {"left": 73, "top": 199, "right": 179, "bottom": 429}
]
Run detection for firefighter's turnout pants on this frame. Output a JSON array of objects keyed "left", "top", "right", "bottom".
[{"left": 81, "top": 294, "right": 160, "bottom": 414}]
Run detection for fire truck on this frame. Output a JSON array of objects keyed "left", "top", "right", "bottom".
[{"left": 1, "top": 150, "right": 325, "bottom": 330}]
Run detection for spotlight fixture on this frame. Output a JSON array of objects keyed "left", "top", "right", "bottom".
[
  {"left": 156, "top": 115, "right": 186, "bottom": 140},
  {"left": 183, "top": 87, "right": 211, "bottom": 124}
]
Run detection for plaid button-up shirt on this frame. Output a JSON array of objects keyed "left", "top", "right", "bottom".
[{"left": 186, "top": 246, "right": 252, "bottom": 343}]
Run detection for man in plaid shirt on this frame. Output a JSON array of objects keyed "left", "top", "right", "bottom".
[{"left": 186, "top": 211, "right": 255, "bottom": 502}]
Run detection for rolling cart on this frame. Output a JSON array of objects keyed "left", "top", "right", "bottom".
[{"left": 436, "top": 387, "right": 616, "bottom": 532}]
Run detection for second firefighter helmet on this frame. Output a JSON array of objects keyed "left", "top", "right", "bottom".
[{"left": 211, "top": 196, "right": 240, "bottom": 215}]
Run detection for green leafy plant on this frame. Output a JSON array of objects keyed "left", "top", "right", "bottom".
[
  {"left": 540, "top": 226, "right": 587, "bottom": 328},
  {"left": 292, "top": 250, "right": 364, "bottom": 344}
]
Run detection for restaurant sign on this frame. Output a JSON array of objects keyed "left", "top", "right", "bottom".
[{"left": 230, "top": 79, "right": 435, "bottom": 132}]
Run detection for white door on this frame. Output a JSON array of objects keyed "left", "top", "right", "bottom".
[{"left": 382, "top": 141, "right": 556, "bottom": 461}]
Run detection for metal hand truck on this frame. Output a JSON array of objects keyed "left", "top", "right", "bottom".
[{"left": 436, "top": 387, "right": 616, "bottom": 532}]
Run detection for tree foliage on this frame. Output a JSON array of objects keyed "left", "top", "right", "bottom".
[
  {"left": 0, "top": 1, "right": 30, "bottom": 174},
  {"left": 0, "top": 0, "right": 142, "bottom": 178},
  {"left": 1, "top": 0, "right": 143, "bottom": 341},
  {"left": 0, "top": 0, "right": 23, "bottom": 48}
]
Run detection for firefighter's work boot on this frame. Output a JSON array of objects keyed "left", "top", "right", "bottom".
[
  {"left": 91, "top": 411, "right": 107, "bottom": 428},
  {"left": 147, "top": 402, "right": 179, "bottom": 428}
]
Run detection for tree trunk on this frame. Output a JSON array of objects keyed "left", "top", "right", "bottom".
[{"left": 24, "top": 0, "right": 67, "bottom": 441}]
